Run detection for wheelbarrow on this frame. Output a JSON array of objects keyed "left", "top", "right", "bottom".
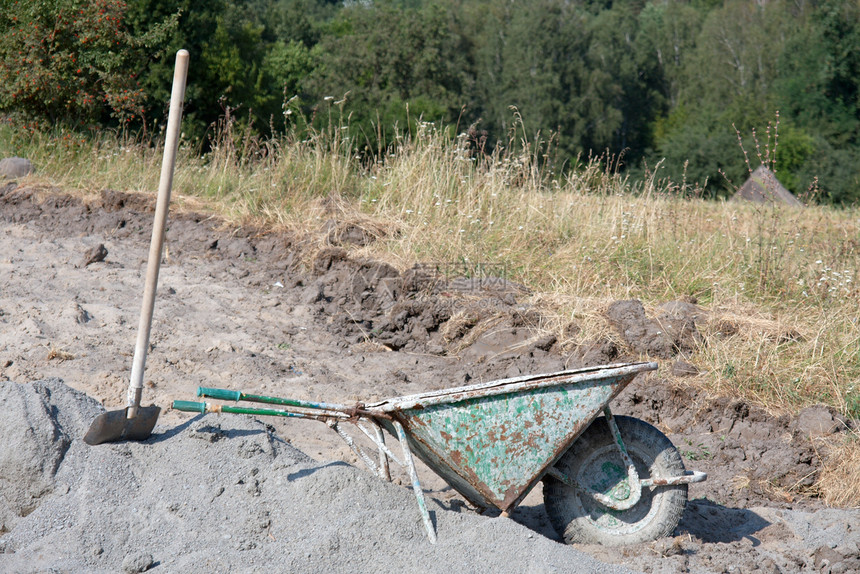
[{"left": 172, "top": 361, "right": 706, "bottom": 545}]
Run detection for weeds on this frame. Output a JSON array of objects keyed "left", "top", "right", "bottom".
[{"left": 680, "top": 439, "right": 712, "bottom": 461}]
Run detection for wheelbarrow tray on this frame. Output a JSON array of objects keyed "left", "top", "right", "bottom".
[{"left": 367, "top": 361, "right": 657, "bottom": 513}]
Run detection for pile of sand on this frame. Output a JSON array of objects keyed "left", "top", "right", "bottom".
[{"left": 0, "top": 379, "right": 631, "bottom": 574}]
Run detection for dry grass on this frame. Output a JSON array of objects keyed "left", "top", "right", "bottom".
[
  {"left": 45, "top": 345, "right": 75, "bottom": 362},
  {"left": 3, "top": 116, "right": 859, "bottom": 505},
  {"left": 815, "top": 429, "right": 860, "bottom": 508}
]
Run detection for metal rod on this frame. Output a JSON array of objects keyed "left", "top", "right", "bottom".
[
  {"left": 329, "top": 421, "right": 379, "bottom": 475},
  {"left": 546, "top": 465, "right": 707, "bottom": 509},
  {"left": 372, "top": 362, "right": 657, "bottom": 412},
  {"left": 545, "top": 408, "right": 664, "bottom": 512},
  {"left": 544, "top": 466, "right": 637, "bottom": 511},
  {"left": 370, "top": 422, "right": 391, "bottom": 481},
  {"left": 545, "top": 466, "right": 606, "bottom": 507},
  {"left": 641, "top": 470, "right": 708, "bottom": 487},
  {"left": 394, "top": 420, "right": 437, "bottom": 544},
  {"left": 355, "top": 421, "right": 402, "bottom": 468},
  {"left": 602, "top": 406, "right": 642, "bottom": 510},
  {"left": 172, "top": 400, "right": 347, "bottom": 422}
]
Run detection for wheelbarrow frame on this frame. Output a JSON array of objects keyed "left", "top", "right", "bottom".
[{"left": 173, "top": 361, "right": 706, "bottom": 544}]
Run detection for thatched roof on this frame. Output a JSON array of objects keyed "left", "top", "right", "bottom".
[{"left": 732, "top": 165, "right": 803, "bottom": 207}]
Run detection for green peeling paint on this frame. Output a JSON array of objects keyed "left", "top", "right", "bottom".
[{"left": 399, "top": 376, "right": 626, "bottom": 509}]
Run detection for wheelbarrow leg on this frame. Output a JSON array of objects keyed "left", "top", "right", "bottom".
[
  {"left": 329, "top": 421, "right": 381, "bottom": 475},
  {"left": 371, "top": 422, "right": 392, "bottom": 482},
  {"left": 394, "top": 420, "right": 437, "bottom": 544}
]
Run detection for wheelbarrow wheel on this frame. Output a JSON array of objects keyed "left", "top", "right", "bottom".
[{"left": 544, "top": 415, "right": 687, "bottom": 546}]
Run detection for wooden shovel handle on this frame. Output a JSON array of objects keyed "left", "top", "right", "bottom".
[{"left": 127, "top": 50, "right": 189, "bottom": 418}]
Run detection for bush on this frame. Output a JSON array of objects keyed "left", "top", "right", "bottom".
[{"left": 0, "top": 0, "right": 175, "bottom": 128}]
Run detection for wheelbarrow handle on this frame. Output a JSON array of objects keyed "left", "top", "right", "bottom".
[
  {"left": 172, "top": 400, "right": 207, "bottom": 413},
  {"left": 172, "top": 400, "right": 340, "bottom": 421},
  {"left": 197, "top": 386, "right": 346, "bottom": 410},
  {"left": 126, "top": 49, "right": 189, "bottom": 419},
  {"left": 197, "top": 387, "right": 241, "bottom": 401},
  {"left": 195, "top": 386, "right": 391, "bottom": 420}
]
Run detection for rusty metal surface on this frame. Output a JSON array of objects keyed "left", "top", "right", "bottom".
[{"left": 380, "top": 363, "right": 658, "bottom": 512}]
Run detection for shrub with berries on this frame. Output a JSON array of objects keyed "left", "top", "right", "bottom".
[{"left": 0, "top": 0, "right": 176, "bottom": 128}]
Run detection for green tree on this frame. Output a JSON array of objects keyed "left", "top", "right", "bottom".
[
  {"left": 773, "top": 0, "right": 860, "bottom": 202},
  {"left": 307, "top": 1, "right": 475, "bottom": 150},
  {"left": 0, "top": 0, "right": 175, "bottom": 128},
  {"left": 469, "top": 0, "right": 622, "bottom": 161},
  {"left": 648, "top": 0, "right": 801, "bottom": 196},
  {"left": 125, "top": 0, "right": 336, "bottom": 138},
  {"left": 468, "top": 0, "right": 666, "bottom": 168},
  {"left": 489, "top": 0, "right": 593, "bottom": 157},
  {"left": 777, "top": 0, "right": 860, "bottom": 138},
  {"left": 636, "top": 1, "right": 702, "bottom": 109},
  {"left": 588, "top": 6, "right": 664, "bottom": 159}
]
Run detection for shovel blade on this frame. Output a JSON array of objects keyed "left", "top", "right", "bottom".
[{"left": 83, "top": 406, "right": 161, "bottom": 445}]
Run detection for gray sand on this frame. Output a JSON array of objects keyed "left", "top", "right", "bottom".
[{"left": 0, "top": 379, "right": 633, "bottom": 574}]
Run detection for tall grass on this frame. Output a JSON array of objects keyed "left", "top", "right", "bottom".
[{"left": 2, "top": 116, "right": 859, "bottom": 504}]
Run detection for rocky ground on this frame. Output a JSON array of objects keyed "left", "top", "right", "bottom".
[{"left": 1, "top": 182, "right": 858, "bottom": 573}]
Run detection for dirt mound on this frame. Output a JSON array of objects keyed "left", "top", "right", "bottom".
[
  {"left": 306, "top": 245, "right": 544, "bottom": 356},
  {"left": 614, "top": 379, "right": 854, "bottom": 509},
  {"left": 607, "top": 300, "right": 704, "bottom": 358},
  {"left": 583, "top": 500, "right": 860, "bottom": 574}
]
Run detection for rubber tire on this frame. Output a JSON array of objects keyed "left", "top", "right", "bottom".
[{"left": 544, "top": 415, "right": 688, "bottom": 546}]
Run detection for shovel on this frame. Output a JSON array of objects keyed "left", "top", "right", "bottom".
[{"left": 84, "top": 50, "right": 189, "bottom": 446}]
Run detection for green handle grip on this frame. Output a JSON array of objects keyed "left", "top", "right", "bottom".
[
  {"left": 172, "top": 400, "right": 207, "bottom": 413},
  {"left": 198, "top": 387, "right": 241, "bottom": 401}
]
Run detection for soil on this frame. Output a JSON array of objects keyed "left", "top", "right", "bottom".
[{"left": 1, "top": 182, "right": 858, "bottom": 573}]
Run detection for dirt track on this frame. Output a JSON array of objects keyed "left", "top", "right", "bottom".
[{"left": 1, "top": 183, "right": 858, "bottom": 573}]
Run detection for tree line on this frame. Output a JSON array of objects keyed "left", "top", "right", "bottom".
[{"left": 1, "top": 0, "right": 858, "bottom": 203}]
